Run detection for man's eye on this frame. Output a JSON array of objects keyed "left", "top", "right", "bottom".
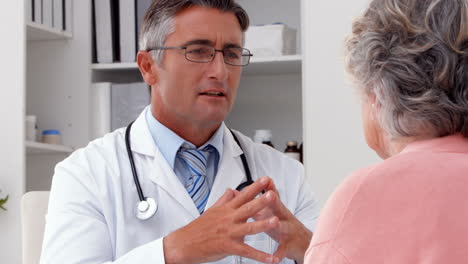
[
  {"left": 189, "top": 48, "right": 211, "bottom": 55},
  {"left": 225, "top": 50, "right": 240, "bottom": 59}
]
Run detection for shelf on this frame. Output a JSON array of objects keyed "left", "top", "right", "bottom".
[
  {"left": 27, "top": 22, "right": 72, "bottom": 41},
  {"left": 245, "top": 55, "right": 302, "bottom": 75},
  {"left": 26, "top": 141, "right": 74, "bottom": 154},
  {"left": 91, "top": 55, "right": 302, "bottom": 76}
]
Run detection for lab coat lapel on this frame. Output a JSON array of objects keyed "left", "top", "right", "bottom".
[
  {"left": 130, "top": 107, "right": 200, "bottom": 218},
  {"left": 205, "top": 128, "right": 245, "bottom": 209},
  {"left": 149, "top": 149, "right": 200, "bottom": 218}
]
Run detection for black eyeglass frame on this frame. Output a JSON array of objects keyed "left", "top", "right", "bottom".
[{"left": 146, "top": 45, "right": 253, "bottom": 66}]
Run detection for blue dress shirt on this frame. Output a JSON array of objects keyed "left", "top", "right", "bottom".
[{"left": 145, "top": 106, "right": 224, "bottom": 189}]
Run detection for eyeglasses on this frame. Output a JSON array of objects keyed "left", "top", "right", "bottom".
[{"left": 147, "top": 44, "right": 253, "bottom": 66}]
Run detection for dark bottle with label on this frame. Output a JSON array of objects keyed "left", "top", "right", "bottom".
[{"left": 284, "top": 141, "right": 300, "bottom": 162}]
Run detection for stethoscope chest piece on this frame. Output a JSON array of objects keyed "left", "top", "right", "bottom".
[{"left": 136, "top": 197, "right": 157, "bottom": 220}]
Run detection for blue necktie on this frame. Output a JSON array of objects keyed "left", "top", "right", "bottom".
[{"left": 177, "top": 144, "right": 213, "bottom": 214}]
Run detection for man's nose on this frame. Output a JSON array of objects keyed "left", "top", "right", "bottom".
[{"left": 207, "top": 50, "right": 228, "bottom": 81}]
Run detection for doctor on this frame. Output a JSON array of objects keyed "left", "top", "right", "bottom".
[{"left": 41, "top": 0, "right": 319, "bottom": 263}]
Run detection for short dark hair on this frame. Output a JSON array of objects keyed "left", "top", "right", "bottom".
[{"left": 140, "top": 0, "right": 249, "bottom": 61}]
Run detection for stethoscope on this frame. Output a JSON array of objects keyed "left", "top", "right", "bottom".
[{"left": 125, "top": 121, "right": 255, "bottom": 220}]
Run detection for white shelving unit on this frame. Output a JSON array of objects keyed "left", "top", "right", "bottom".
[
  {"left": 25, "top": 22, "right": 75, "bottom": 157},
  {"left": 91, "top": 0, "right": 304, "bottom": 150},
  {"left": 25, "top": 0, "right": 91, "bottom": 194},
  {"left": 91, "top": 55, "right": 302, "bottom": 75},
  {"left": 26, "top": 141, "right": 74, "bottom": 155},
  {"left": 26, "top": 22, "right": 72, "bottom": 41}
]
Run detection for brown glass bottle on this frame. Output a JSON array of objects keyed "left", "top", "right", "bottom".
[{"left": 284, "top": 141, "right": 300, "bottom": 162}]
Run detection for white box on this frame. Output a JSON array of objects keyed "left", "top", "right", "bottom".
[{"left": 245, "top": 24, "right": 296, "bottom": 57}]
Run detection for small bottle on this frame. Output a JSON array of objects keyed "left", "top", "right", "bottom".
[
  {"left": 254, "top": 129, "right": 275, "bottom": 148},
  {"left": 284, "top": 141, "right": 300, "bottom": 162},
  {"left": 25, "top": 115, "right": 38, "bottom": 141},
  {"left": 41, "top": 130, "right": 62, "bottom": 145}
]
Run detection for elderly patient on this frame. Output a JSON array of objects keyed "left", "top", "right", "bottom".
[{"left": 305, "top": 0, "right": 468, "bottom": 263}]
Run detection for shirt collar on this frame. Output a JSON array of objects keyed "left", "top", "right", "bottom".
[{"left": 145, "top": 106, "right": 224, "bottom": 168}]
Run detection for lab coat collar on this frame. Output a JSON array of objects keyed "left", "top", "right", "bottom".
[
  {"left": 147, "top": 126, "right": 245, "bottom": 217},
  {"left": 129, "top": 106, "right": 157, "bottom": 157}
]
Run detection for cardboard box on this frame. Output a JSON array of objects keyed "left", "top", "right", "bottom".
[{"left": 245, "top": 24, "right": 296, "bottom": 57}]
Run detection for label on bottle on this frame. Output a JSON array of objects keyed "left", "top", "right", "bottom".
[{"left": 284, "top": 152, "right": 300, "bottom": 162}]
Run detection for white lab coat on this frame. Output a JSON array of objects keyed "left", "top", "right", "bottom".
[{"left": 41, "top": 109, "right": 320, "bottom": 264}]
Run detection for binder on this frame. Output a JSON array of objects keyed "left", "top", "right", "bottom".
[
  {"left": 64, "top": 0, "right": 72, "bottom": 32},
  {"left": 43, "top": 0, "right": 53, "bottom": 27},
  {"left": 27, "top": 0, "right": 33, "bottom": 22},
  {"left": 136, "top": 0, "right": 153, "bottom": 50},
  {"left": 90, "top": 83, "right": 112, "bottom": 139},
  {"left": 34, "top": 0, "right": 42, "bottom": 23},
  {"left": 53, "top": 0, "right": 63, "bottom": 30},
  {"left": 111, "top": 82, "right": 150, "bottom": 130},
  {"left": 94, "top": 0, "right": 117, "bottom": 63},
  {"left": 119, "top": 0, "right": 136, "bottom": 62}
]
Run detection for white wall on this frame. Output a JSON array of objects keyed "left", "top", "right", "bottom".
[
  {"left": 227, "top": 73, "right": 303, "bottom": 151},
  {"left": 302, "top": 0, "right": 380, "bottom": 208},
  {"left": 0, "top": 0, "right": 26, "bottom": 263}
]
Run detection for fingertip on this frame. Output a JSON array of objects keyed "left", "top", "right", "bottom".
[
  {"left": 273, "top": 256, "right": 280, "bottom": 264},
  {"left": 266, "top": 256, "right": 275, "bottom": 264},
  {"left": 260, "top": 176, "right": 270, "bottom": 184},
  {"left": 268, "top": 216, "right": 277, "bottom": 225},
  {"left": 270, "top": 216, "right": 281, "bottom": 229},
  {"left": 265, "top": 190, "right": 277, "bottom": 201}
]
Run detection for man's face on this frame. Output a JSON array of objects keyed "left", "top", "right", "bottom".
[{"left": 151, "top": 6, "right": 243, "bottom": 129}]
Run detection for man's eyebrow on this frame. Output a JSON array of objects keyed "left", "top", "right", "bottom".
[
  {"left": 181, "top": 39, "right": 214, "bottom": 46},
  {"left": 223, "top": 43, "right": 243, "bottom": 49},
  {"left": 180, "top": 39, "right": 243, "bottom": 49}
]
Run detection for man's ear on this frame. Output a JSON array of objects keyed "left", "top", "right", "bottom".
[{"left": 137, "top": 51, "right": 159, "bottom": 86}]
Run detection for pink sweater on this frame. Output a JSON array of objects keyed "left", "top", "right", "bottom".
[{"left": 305, "top": 135, "right": 468, "bottom": 264}]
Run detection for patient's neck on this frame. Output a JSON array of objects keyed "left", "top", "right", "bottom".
[{"left": 383, "top": 135, "right": 424, "bottom": 159}]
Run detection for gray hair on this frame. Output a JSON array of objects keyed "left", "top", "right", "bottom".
[
  {"left": 139, "top": 0, "right": 249, "bottom": 64},
  {"left": 345, "top": 0, "right": 468, "bottom": 138}
]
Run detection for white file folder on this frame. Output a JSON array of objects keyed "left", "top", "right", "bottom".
[
  {"left": 34, "top": 0, "right": 42, "bottom": 23},
  {"left": 53, "top": 0, "right": 63, "bottom": 30},
  {"left": 43, "top": 0, "right": 53, "bottom": 27},
  {"left": 119, "top": 0, "right": 136, "bottom": 62},
  {"left": 94, "top": 0, "right": 115, "bottom": 63}
]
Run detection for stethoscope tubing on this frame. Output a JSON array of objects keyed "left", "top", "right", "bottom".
[{"left": 125, "top": 122, "right": 254, "bottom": 220}]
